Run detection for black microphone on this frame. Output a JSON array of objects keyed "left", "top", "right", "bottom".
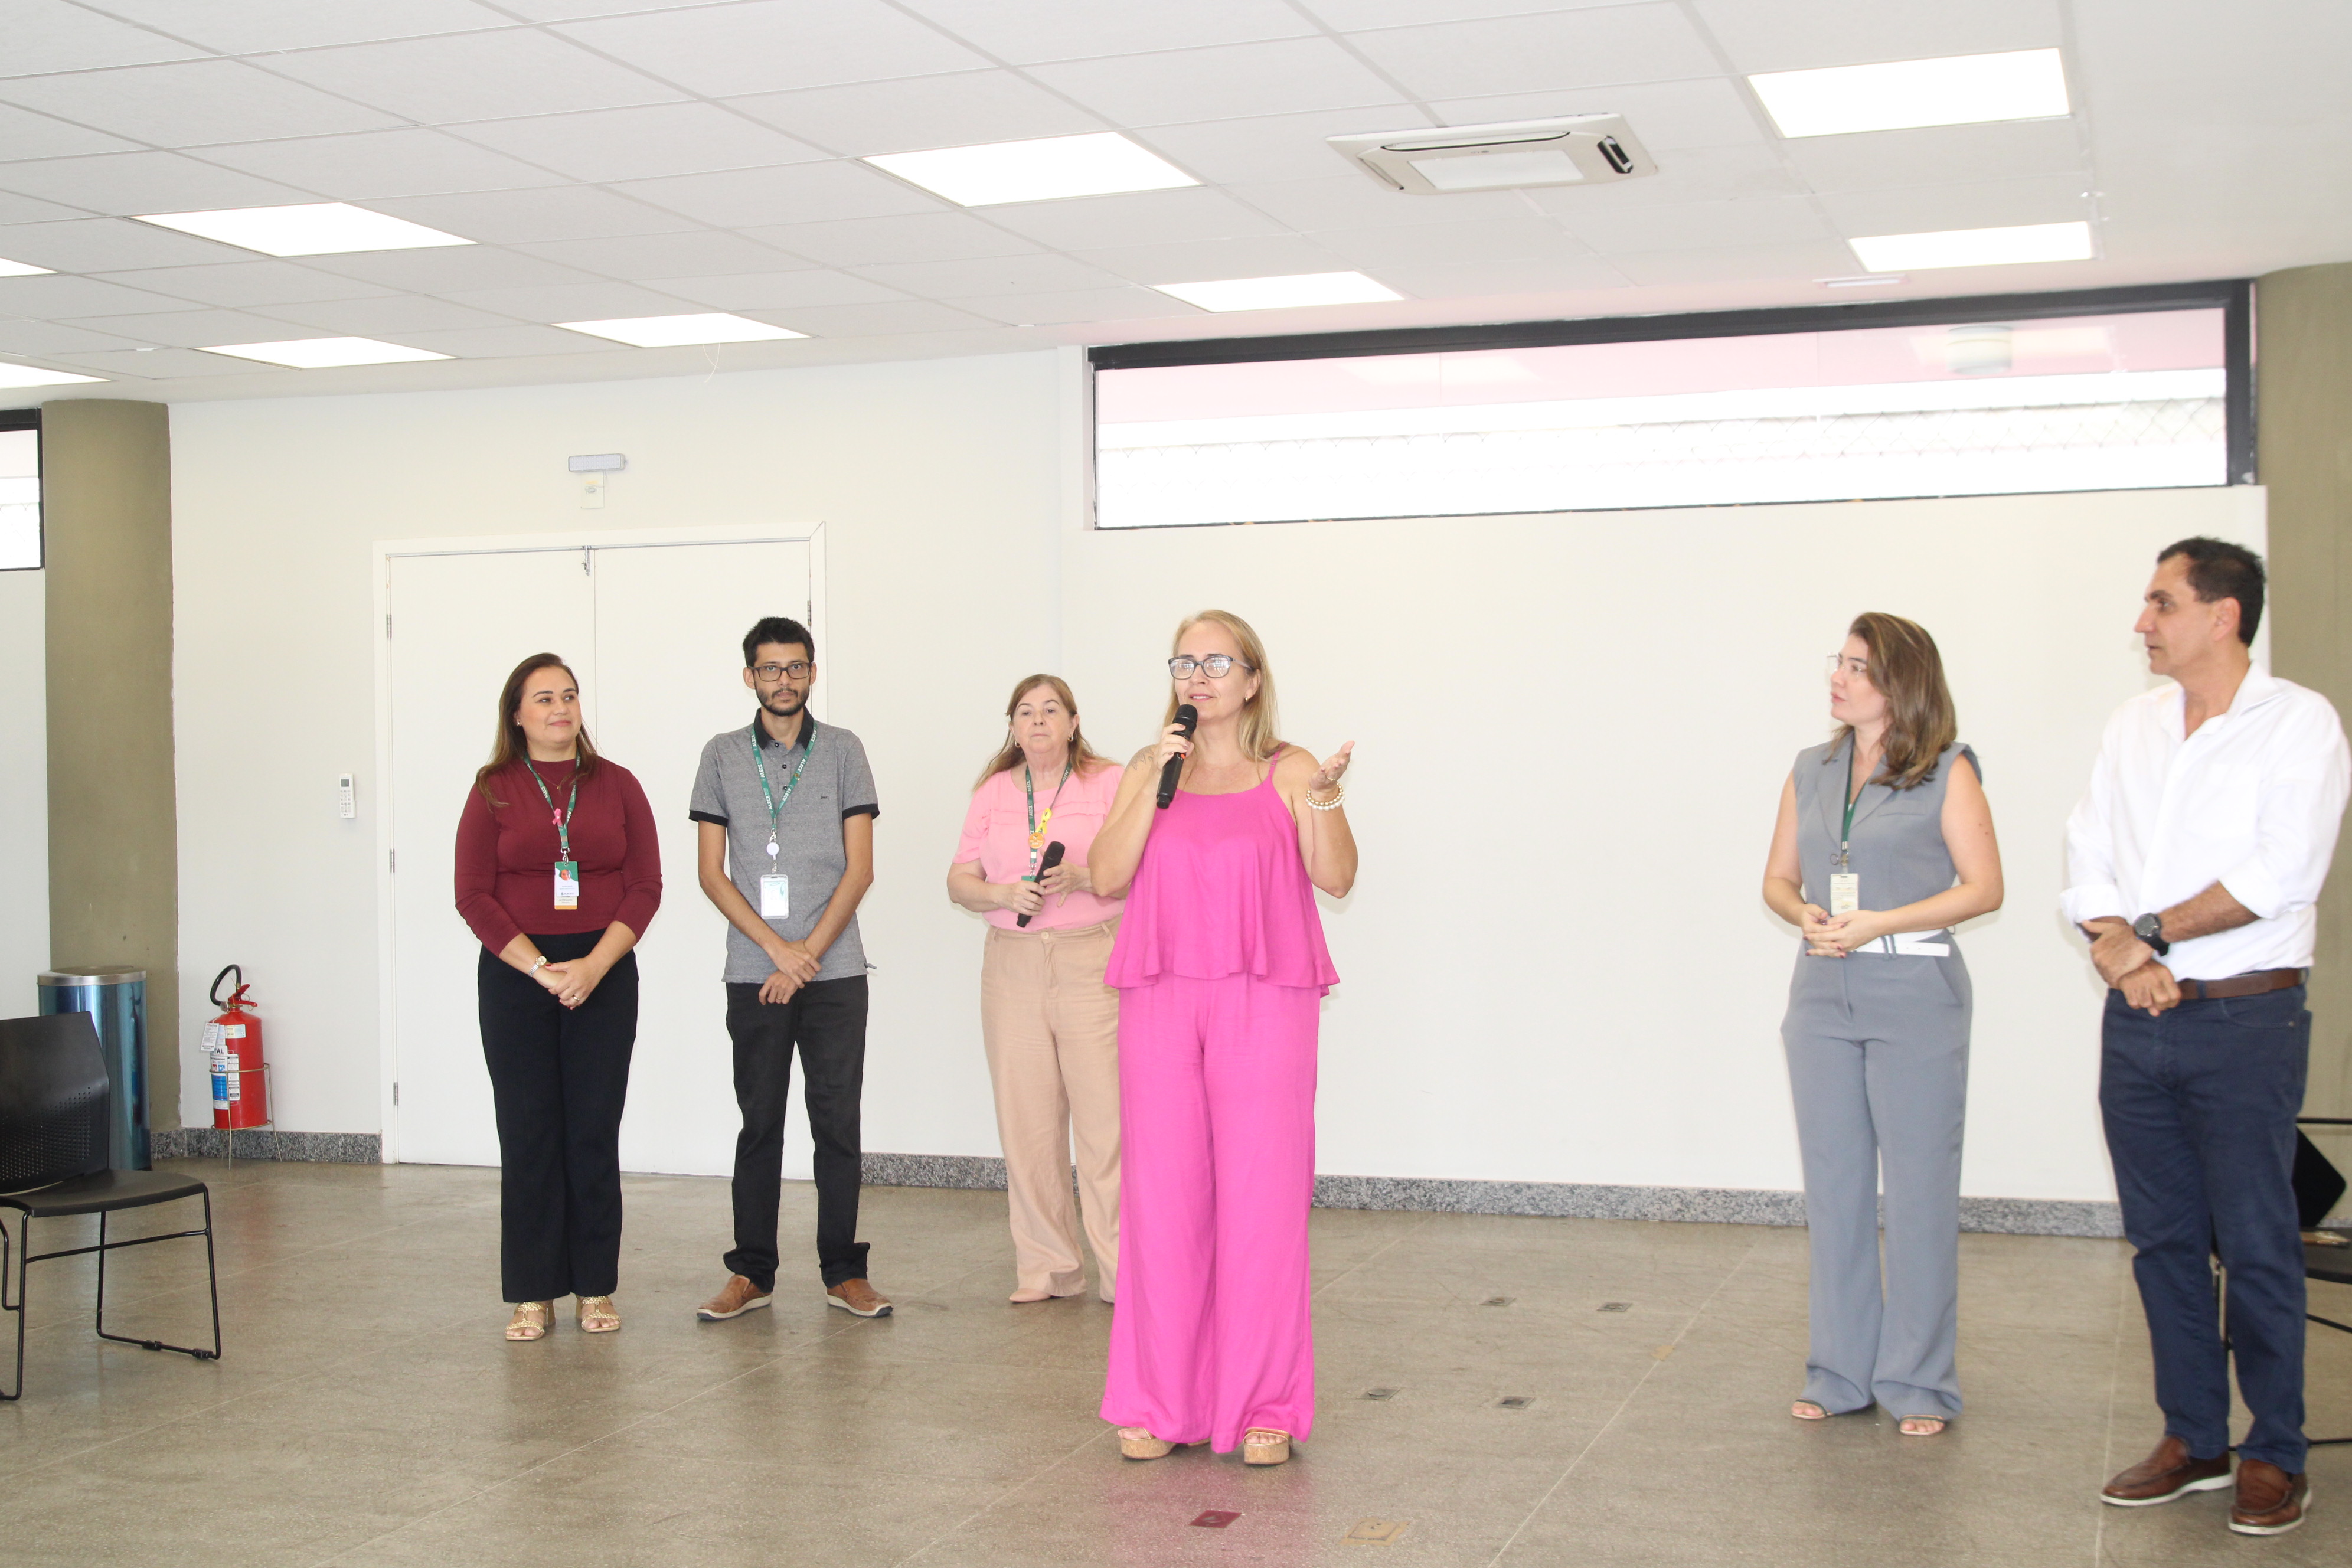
[
  {"left": 1017, "top": 841, "right": 1065, "bottom": 928},
  {"left": 1156, "top": 703, "right": 1198, "bottom": 809}
]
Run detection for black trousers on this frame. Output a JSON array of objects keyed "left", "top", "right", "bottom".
[
  {"left": 478, "top": 932, "right": 637, "bottom": 1303},
  {"left": 725, "top": 975, "right": 870, "bottom": 1291}
]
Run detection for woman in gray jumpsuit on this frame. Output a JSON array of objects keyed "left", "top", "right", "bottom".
[{"left": 1762, "top": 613, "right": 2004, "bottom": 1436}]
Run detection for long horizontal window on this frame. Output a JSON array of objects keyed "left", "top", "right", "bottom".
[
  {"left": 1090, "top": 286, "right": 2246, "bottom": 529},
  {"left": 0, "top": 416, "right": 38, "bottom": 570}
]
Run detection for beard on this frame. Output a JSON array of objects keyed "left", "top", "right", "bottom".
[{"left": 762, "top": 686, "right": 806, "bottom": 716}]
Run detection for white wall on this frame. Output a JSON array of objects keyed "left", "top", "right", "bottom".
[
  {"left": 166, "top": 346, "right": 2264, "bottom": 1204},
  {"left": 0, "top": 567, "right": 47, "bottom": 1015}
]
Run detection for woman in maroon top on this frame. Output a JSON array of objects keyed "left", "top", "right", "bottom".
[{"left": 455, "top": 654, "right": 661, "bottom": 1341}]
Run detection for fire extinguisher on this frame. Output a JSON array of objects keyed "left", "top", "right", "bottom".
[{"left": 203, "top": 964, "right": 269, "bottom": 1130}]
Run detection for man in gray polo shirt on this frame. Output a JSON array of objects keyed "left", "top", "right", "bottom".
[{"left": 688, "top": 616, "right": 888, "bottom": 1320}]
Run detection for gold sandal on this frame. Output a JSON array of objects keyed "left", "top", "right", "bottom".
[
  {"left": 576, "top": 1295, "right": 621, "bottom": 1334},
  {"left": 1118, "top": 1427, "right": 1175, "bottom": 1460},
  {"left": 505, "top": 1301, "right": 551, "bottom": 1341},
  {"left": 1243, "top": 1428, "right": 1292, "bottom": 1465}
]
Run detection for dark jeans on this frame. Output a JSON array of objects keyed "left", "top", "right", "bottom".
[
  {"left": 725, "top": 975, "right": 870, "bottom": 1291},
  {"left": 478, "top": 932, "right": 637, "bottom": 1303},
  {"left": 2099, "top": 984, "right": 2310, "bottom": 1472}
]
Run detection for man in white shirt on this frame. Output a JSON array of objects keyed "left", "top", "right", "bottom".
[{"left": 2064, "top": 537, "right": 2350, "bottom": 1536}]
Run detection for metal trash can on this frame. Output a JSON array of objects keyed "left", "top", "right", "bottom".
[{"left": 37, "top": 966, "right": 149, "bottom": 1170}]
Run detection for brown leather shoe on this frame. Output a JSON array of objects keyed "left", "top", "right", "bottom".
[
  {"left": 2101, "top": 1434, "right": 2232, "bottom": 1506},
  {"left": 695, "top": 1275, "right": 772, "bottom": 1321},
  {"left": 2229, "top": 1460, "right": 2310, "bottom": 1535},
  {"left": 826, "top": 1277, "right": 892, "bottom": 1317}
]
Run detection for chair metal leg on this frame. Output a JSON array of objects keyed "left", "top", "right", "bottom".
[
  {"left": 1, "top": 1212, "right": 22, "bottom": 1402},
  {"left": 92, "top": 1196, "right": 223, "bottom": 1362}
]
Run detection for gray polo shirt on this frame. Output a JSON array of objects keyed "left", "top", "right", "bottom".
[{"left": 688, "top": 713, "right": 879, "bottom": 984}]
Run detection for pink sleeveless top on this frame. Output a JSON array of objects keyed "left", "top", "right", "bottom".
[{"left": 1103, "top": 760, "right": 1339, "bottom": 993}]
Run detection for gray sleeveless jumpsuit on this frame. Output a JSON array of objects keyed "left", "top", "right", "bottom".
[{"left": 1781, "top": 737, "right": 1978, "bottom": 1420}]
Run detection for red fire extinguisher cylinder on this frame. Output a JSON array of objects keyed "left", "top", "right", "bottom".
[{"left": 205, "top": 963, "right": 268, "bottom": 1131}]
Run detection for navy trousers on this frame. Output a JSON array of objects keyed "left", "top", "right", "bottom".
[{"left": 2098, "top": 984, "right": 2309, "bottom": 1473}]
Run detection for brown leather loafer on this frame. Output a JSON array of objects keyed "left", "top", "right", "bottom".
[
  {"left": 695, "top": 1275, "right": 772, "bottom": 1322},
  {"left": 826, "top": 1277, "right": 893, "bottom": 1317},
  {"left": 2229, "top": 1460, "right": 2310, "bottom": 1534},
  {"left": 2101, "top": 1434, "right": 2232, "bottom": 1506}
]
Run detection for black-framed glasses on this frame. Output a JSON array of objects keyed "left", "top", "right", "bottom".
[
  {"left": 1169, "top": 655, "right": 1254, "bottom": 680},
  {"left": 752, "top": 661, "right": 813, "bottom": 681}
]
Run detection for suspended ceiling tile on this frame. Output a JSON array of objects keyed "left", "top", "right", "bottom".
[
  {"left": 0, "top": 272, "right": 211, "bottom": 316},
  {"left": 1305, "top": 0, "right": 1627, "bottom": 25},
  {"left": 294, "top": 245, "right": 605, "bottom": 290},
  {"left": 480, "top": 0, "right": 714, "bottom": 18},
  {"left": 611, "top": 161, "right": 944, "bottom": 228},
  {"left": 52, "top": 306, "right": 326, "bottom": 347},
  {"left": 84, "top": 260, "right": 402, "bottom": 308},
  {"left": 87, "top": 0, "right": 517, "bottom": 53},
  {"left": 746, "top": 299, "right": 996, "bottom": 337},
  {"left": 509, "top": 230, "right": 808, "bottom": 280},
  {"left": 0, "top": 319, "right": 153, "bottom": 355},
  {"left": 194, "top": 129, "right": 561, "bottom": 200},
  {"left": 1025, "top": 39, "right": 1405, "bottom": 126},
  {"left": 44, "top": 347, "right": 275, "bottom": 377},
  {"left": 0, "top": 2, "right": 206, "bottom": 75},
  {"left": 1523, "top": 143, "right": 1805, "bottom": 214},
  {"left": 1348, "top": 6, "right": 1723, "bottom": 100},
  {"left": 365, "top": 187, "right": 701, "bottom": 245},
  {"left": 260, "top": 30, "right": 687, "bottom": 123},
  {"left": 1067, "top": 234, "right": 1353, "bottom": 286},
  {"left": 979, "top": 187, "right": 1291, "bottom": 250},
  {"left": 0, "top": 217, "right": 255, "bottom": 272},
  {"left": 1563, "top": 195, "right": 1837, "bottom": 253},
  {"left": 725, "top": 71, "right": 1108, "bottom": 158},
  {"left": 736, "top": 211, "right": 1044, "bottom": 267},
  {"left": 942, "top": 286, "right": 1204, "bottom": 325},
  {"left": 1301, "top": 217, "right": 1592, "bottom": 271},
  {"left": 433, "top": 281, "right": 698, "bottom": 320},
  {"left": 1608, "top": 240, "right": 1864, "bottom": 286},
  {"left": 0, "top": 102, "right": 141, "bottom": 161},
  {"left": 894, "top": 0, "right": 1314, "bottom": 63},
  {"left": 378, "top": 324, "right": 619, "bottom": 357},
  {"left": 849, "top": 252, "right": 1125, "bottom": 299},
  {"left": 1132, "top": 106, "right": 1436, "bottom": 186},
  {"left": 1689, "top": 0, "right": 2062, "bottom": 74},
  {"left": 253, "top": 295, "right": 523, "bottom": 335},
  {"left": 1780, "top": 120, "right": 2088, "bottom": 194},
  {"left": 1227, "top": 174, "right": 1533, "bottom": 233},
  {"left": 0, "top": 191, "right": 93, "bottom": 223},
  {"left": 0, "top": 151, "right": 315, "bottom": 216},
  {"left": 1814, "top": 173, "right": 2092, "bottom": 236},
  {"left": 447, "top": 104, "right": 829, "bottom": 184},
  {"left": 642, "top": 269, "right": 909, "bottom": 310},
  {"left": 0, "top": 59, "right": 409, "bottom": 145},
  {"left": 1427, "top": 77, "right": 1770, "bottom": 153},
  {"left": 1361, "top": 253, "right": 1632, "bottom": 298},
  {"left": 550, "top": 1, "right": 989, "bottom": 97}
]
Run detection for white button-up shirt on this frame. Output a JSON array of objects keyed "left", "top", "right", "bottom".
[{"left": 2063, "top": 665, "right": 2351, "bottom": 980}]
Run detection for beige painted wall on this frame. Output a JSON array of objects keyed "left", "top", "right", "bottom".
[
  {"left": 2259, "top": 263, "right": 2352, "bottom": 1119},
  {"left": 43, "top": 399, "right": 179, "bottom": 1131}
]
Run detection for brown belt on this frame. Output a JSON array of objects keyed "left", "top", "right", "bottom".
[{"left": 2115, "top": 967, "right": 2308, "bottom": 1001}]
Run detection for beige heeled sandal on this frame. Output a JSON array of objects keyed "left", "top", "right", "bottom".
[
  {"left": 1243, "top": 1428, "right": 1292, "bottom": 1466},
  {"left": 505, "top": 1301, "right": 551, "bottom": 1341},
  {"left": 576, "top": 1295, "right": 621, "bottom": 1334},
  {"left": 1118, "top": 1427, "right": 1175, "bottom": 1460}
]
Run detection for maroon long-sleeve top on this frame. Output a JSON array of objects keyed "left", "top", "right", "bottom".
[{"left": 454, "top": 758, "right": 662, "bottom": 955}]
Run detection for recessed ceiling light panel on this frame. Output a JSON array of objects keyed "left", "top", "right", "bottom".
[
  {"left": 1848, "top": 221, "right": 2094, "bottom": 272},
  {"left": 554, "top": 313, "right": 809, "bottom": 347},
  {"left": 1750, "top": 49, "right": 2070, "bottom": 138},
  {"left": 0, "top": 362, "right": 104, "bottom": 387},
  {"left": 1331, "top": 116, "right": 1657, "bottom": 194},
  {"left": 1151, "top": 272, "right": 1404, "bottom": 312},
  {"left": 199, "top": 337, "right": 453, "bottom": 368},
  {"left": 134, "top": 202, "right": 474, "bottom": 257},
  {"left": 865, "top": 132, "right": 1197, "bottom": 207},
  {"left": 0, "top": 256, "right": 56, "bottom": 277}
]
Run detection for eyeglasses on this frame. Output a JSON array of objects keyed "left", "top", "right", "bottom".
[
  {"left": 752, "top": 661, "right": 813, "bottom": 681},
  {"left": 1825, "top": 654, "right": 1871, "bottom": 680},
  {"left": 1168, "top": 655, "right": 1255, "bottom": 680}
]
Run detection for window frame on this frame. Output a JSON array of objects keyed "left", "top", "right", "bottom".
[
  {"left": 1086, "top": 279, "right": 2255, "bottom": 527},
  {"left": 0, "top": 407, "right": 40, "bottom": 573}
]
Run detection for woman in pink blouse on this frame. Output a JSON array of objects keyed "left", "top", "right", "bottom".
[
  {"left": 948, "top": 675, "right": 1126, "bottom": 1304},
  {"left": 455, "top": 654, "right": 660, "bottom": 1342}
]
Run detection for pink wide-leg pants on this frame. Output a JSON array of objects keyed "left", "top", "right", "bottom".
[{"left": 1100, "top": 974, "right": 1320, "bottom": 1452}]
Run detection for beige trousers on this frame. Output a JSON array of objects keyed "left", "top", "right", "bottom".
[{"left": 980, "top": 919, "right": 1121, "bottom": 1299}]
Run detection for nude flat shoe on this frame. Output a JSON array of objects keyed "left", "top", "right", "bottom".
[
  {"left": 1118, "top": 1427, "right": 1175, "bottom": 1459},
  {"left": 1009, "top": 1287, "right": 1053, "bottom": 1304},
  {"left": 1243, "top": 1428, "right": 1292, "bottom": 1465},
  {"left": 505, "top": 1302, "right": 551, "bottom": 1341},
  {"left": 576, "top": 1295, "right": 620, "bottom": 1333}
]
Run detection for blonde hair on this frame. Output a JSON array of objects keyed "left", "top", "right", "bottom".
[
  {"left": 973, "top": 674, "right": 1112, "bottom": 791},
  {"left": 1165, "top": 609, "right": 1283, "bottom": 763}
]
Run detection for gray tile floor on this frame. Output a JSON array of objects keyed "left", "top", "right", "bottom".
[{"left": 3, "top": 1158, "right": 2346, "bottom": 1567}]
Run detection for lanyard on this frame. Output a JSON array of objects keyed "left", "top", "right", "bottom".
[
  {"left": 750, "top": 724, "right": 813, "bottom": 860},
  {"left": 1024, "top": 760, "right": 1072, "bottom": 877},
  {"left": 524, "top": 760, "right": 579, "bottom": 861},
  {"left": 1838, "top": 745, "right": 1861, "bottom": 868}
]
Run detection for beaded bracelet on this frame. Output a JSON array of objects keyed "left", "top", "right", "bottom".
[{"left": 1306, "top": 785, "right": 1347, "bottom": 812}]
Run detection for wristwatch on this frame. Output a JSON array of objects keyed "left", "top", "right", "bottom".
[{"left": 2131, "top": 912, "right": 2170, "bottom": 958}]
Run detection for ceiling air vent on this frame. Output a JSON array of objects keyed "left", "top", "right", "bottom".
[{"left": 1329, "top": 115, "right": 1657, "bottom": 195}]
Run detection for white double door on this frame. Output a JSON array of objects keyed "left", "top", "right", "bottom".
[{"left": 385, "top": 534, "right": 815, "bottom": 1176}]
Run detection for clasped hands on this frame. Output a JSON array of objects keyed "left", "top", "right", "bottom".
[
  {"left": 996, "top": 860, "right": 1092, "bottom": 919},
  {"left": 1798, "top": 904, "right": 1887, "bottom": 958},
  {"left": 757, "top": 937, "right": 822, "bottom": 1005},
  {"left": 2087, "top": 919, "right": 2180, "bottom": 1016},
  {"left": 533, "top": 955, "right": 607, "bottom": 1010}
]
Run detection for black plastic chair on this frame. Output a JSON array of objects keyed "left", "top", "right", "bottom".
[
  {"left": 2298, "top": 1116, "right": 2351, "bottom": 1448},
  {"left": 1, "top": 1013, "right": 220, "bottom": 1400}
]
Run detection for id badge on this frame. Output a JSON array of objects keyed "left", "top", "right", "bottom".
[
  {"left": 553, "top": 861, "right": 580, "bottom": 910},
  {"left": 760, "top": 873, "right": 790, "bottom": 919},
  {"left": 1828, "top": 872, "right": 1860, "bottom": 917}
]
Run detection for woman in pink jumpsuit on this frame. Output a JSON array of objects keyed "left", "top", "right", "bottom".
[{"left": 1087, "top": 609, "right": 1357, "bottom": 1466}]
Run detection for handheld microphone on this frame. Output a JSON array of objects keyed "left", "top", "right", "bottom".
[
  {"left": 1155, "top": 704, "right": 1198, "bottom": 809},
  {"left": 1017, "top": 841, "right": 1066, "bottom": 928}
]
